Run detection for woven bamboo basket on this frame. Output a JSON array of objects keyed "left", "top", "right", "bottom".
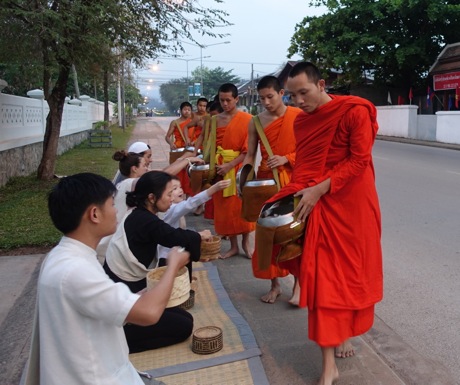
[
  {"left": 200, "top": 235, "right": 221, "bottom": 262},
  {"left": 179, "top": 289, "right": 195, "bottom": 310},
  {"left": 146, "top": 266, "right": 190, "bottom": 308},
  {"left": 192, "top": 326, "right": 223, "bottom": 354}
]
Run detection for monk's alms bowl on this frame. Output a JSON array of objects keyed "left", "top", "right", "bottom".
[
  {"left": 187, "top": 163, "right": 210, "bottom": 177},
  {"left": 258, "top": 195, "right": 302, "bottom": 228}
]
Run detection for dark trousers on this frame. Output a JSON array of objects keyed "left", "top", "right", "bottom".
[{"left": 124, "top": 306, "right": 193, "bottom": 353}]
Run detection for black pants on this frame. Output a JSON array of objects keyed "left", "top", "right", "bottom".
[{"left": 124, "top": 306, "right": 193, "bottom": 353}]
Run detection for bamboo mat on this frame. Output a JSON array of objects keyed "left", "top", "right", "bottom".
[{"left": 129, "top": 263, "right": 269, "bottom": 385}]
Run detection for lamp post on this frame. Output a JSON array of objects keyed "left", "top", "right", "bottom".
[{"left": 181, "top": 41, "right": 231, "bottom": 97}]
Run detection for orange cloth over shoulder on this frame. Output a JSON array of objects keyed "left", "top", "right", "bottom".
[
  {"left": 251, "top": 106, "right": 301, "bottom": 280},
  {"left": 190, "top": 114, "right": 208, "bottom": 145},
  {"left": 213, "top": 111, "right": 255, "bottom": 236},
  {"left": 173, "top": 118, "right": 191, "bottom": 148},
  {"left": 268, "top": 95, "right": 383, "bottom": 318}
]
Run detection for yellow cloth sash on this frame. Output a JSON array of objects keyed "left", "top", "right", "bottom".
[
  {"left": 216, "top": 146, "right": 240, "bottom": 197},
  {"left": 278, "top": 168, "right": 290, "bottom": 188}
]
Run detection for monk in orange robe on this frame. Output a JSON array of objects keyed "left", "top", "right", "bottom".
[
  {"left": 268, "top": 62, "right": 383, "bottom": 385},
  {"left": 211, "top": 83, "right": 255, "bottom": 259},
  {"left": 243, "top": 75, "right": 301, "bottom": 304},
  {"left": 194, "top": 101, "right": 224, "bottom": 220},
  {"left": 165, "top": 102, "right": 193, "bottom": 195},
  {"left": 184, "top": 97, "right": 209, "bottom": 148}
]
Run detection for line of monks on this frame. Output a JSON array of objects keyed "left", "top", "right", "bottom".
[{"left": 164, "top": 62, "right": 383, "bottom": 385}]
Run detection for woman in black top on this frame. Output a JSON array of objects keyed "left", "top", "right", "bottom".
[{"left": 103, "top": 171, "right": 211, "bottom": 353}]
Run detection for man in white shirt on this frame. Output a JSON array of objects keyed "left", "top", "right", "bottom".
[{"left": 24, "top": 173, "right": 189, "bottom": 385}]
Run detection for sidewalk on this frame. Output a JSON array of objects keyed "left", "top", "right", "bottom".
[{"left": 0, "top": 117, "right": 455, "bottom": 385}]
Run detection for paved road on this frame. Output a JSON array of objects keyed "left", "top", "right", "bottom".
[{"left": 372, "top": 140, "right": 460, "bottom": 381}]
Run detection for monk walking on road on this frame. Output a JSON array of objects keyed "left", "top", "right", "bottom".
[
  {"left": 243, "top": 75, "right": 301, "bottom": 305},
  {"left": 210, "top": 83, "right": 254, "bottom": 259},
  {"left": 268, "top": 62, "right": 383, "bottom": 385}
]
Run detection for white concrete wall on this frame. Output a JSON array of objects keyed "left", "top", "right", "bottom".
[
  {"left": 376, "top": 105, "right": 418, "bottom": 138},
  {"left": 0, "top": 92, "right": 113, "bottom": 152},
  {"left": 436, "top": 111, "right": 460, "bottom": 144},
  {"left": 417, "top": 115, "right": 437, "bottom": 141}
]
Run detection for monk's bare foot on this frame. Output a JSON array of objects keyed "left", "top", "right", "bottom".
[
  {"left": 242, "top": 246, "right": 252, "bottom": 259},
  {"left": 319, "top": 347, "right": 339, "bottom": 385},
  {"left": 219, "top": 247, "right": 239, "bottom": 259},
  {"left": 261, "top": 279, "right": 281, "bottom": 304},
  {"left": 288, "top": 277, "right": 300, "bottom": 306},
  {"left": 335, "top": 339, "right": 355, "bottom": 358},
  {"left": 241, "top": 234, "right": 253, "bottom": 259},
  {"left": 318, "top": 367, "right": 339, "bottom": 385}
]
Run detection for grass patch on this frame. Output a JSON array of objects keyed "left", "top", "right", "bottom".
[{"left": 0, "top": 123, "right": 134, "bottom": 251}]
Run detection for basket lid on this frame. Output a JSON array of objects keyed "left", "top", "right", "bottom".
[
  {"left": 193, "top": 326, "right": 222, "bottom": 339},
  {"left": 146, "top": 266, "right": 190, "bottom": 308}
]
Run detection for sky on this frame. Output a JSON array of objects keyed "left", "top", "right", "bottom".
[{"left": 137, "top": 0, "right": 327, "bottom": 101}]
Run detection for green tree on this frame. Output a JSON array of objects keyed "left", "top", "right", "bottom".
[
  {"left": 289, "top": 0, "right": 460, "bottom": 88},
  {"left": 159, "top": 66, "right": 241, "bottom": 111},
  {"left": 0, "top": 0, "right": 229, "bottom": 180},
  {"left": 160, "top": 79, "right": 188, "bottom": 114},
  {"left": 193, "top": 66, "right": 241, "bottom": 100}
]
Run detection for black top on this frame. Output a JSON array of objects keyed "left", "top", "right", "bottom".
[
  {"left": 103, "top": 207, "right": 201, "bottom": 293},
  {"left": 125, "top": 207, "right": 201, "bottom": 266}
]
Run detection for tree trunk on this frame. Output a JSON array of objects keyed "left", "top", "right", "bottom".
[
  {"left": 103, "top": 69, "right": 109, "bottom": 122},
  {"left": 42, "top": 45, "right": 51, "bottom": 100},
  {"left": 37, "top": 64, "right": 71, "bottom": 181},
  {"left": 71, "top": 64, "right": 80, "bottom": 99}
]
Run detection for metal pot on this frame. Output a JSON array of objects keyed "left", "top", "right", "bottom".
[
  {"left": 257, "top": 195, "right": 300, "bottom": 227},
  {"left": 187, "top": 163, "right": 210, "bottom": 177},
  {"left": 245, "top": 179, "right": 276, "bottom": 187},
  {"left": 236, "top": 164, "right": 254, "bottom": 197}
]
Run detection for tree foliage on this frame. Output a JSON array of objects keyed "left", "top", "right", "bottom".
[
  {"left": 0, "top": 0, "right": 229, "bottom": 180},
  {"left": 288, "top": 0, "right": 460, "bottom": 88},
  {"left": 159, "top": 66, "right": 240, "bottom": 112}
]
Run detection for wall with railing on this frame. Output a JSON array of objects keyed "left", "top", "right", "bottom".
[{"left": 0, "top": 89, "right": 114, "bottom": 186}]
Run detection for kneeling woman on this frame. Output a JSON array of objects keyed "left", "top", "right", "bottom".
[{"left": 103, "top": 170, "right": 211, "bottom": 353}]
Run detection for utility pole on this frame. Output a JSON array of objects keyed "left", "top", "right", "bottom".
[{"left": 250, "top": 63, "right": 254, "bottom": 108}]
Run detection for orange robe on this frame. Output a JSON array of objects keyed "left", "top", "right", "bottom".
[
  {"left": 190, "top": 114, "right": 208, "bottom": 145},
  {"left": 268, "top": 95, "right": 383, "bottom": 346},
  {"left": 172, "top": 118, "right": 191, "bottom": 148},
  {"left": 251, "top": 106, "right": 301, "bottom": 280},
  {"left": 173, "top": 118, "right": 192, "bottom": 195},
  {"left": 213, "top": 111, "right": 255, "bottom": 236}
]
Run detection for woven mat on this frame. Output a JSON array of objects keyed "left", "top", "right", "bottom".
[{"left": 130, "top": 263, "right": 269, "bottom": 385}]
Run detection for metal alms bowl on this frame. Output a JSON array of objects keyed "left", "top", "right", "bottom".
[
  {"left": 187, "top": 162, "right": 210, "bottom": 177},
  {"left": 236, "top": 164, "right": 254, "bottom": 196},
  {"left": 171, "top": 147, "right": 185, "bottom": 153},
  {"left": 257, "top": 195, "right": 299, "bottom": 227},
  {"left": 245, "top": 179, "right": 276, "bottom": 187},
  {"left": 185, "top": 146, "right": 195, "bottom": 152}
]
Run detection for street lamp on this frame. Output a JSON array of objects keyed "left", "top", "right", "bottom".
[{"left": 181, "top": 40, "right": 231, "bottom": 97}]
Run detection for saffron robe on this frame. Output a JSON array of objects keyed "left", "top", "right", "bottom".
[
  {"left": 213, "top": 111, "right": 255, "bottom": 236},
  {"left": 172, "top": 118, "right": 191, "bottom": 148},
  {"left": 173, "top": 118, "right": 193, "bottom": 195},
  {"left": 190, "top": 114, "right": 208, "bottom": 146},
  {"left": 252, "top": 106, "right": 301, "bottom": 280},
  {"left": 268, "top": 95, "right": 383, "bottom": 346}
]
